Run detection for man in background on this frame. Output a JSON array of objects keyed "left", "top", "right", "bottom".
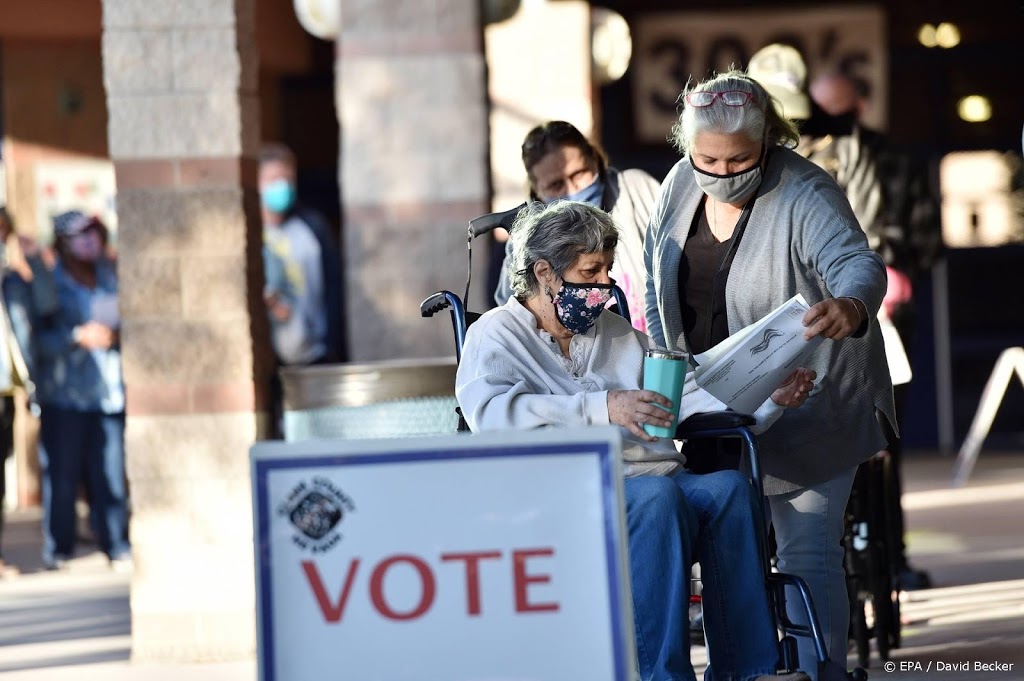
[{"left": 259, "top": 144, "right": 344, "bottom": 435}]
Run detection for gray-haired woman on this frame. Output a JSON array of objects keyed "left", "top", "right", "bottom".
[
  {"left": 644, "top": 70, "right": 894, "bottom": 679},
  {"left": 457, "top": 200, "right": 814, "bottom": 681}
]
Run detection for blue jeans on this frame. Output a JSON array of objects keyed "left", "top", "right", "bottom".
[
  {"left": 39, "top": 407, "right": 129, "bottom": 563},
  {"left": 626, "top": 470, "right": 779, "bottom": 681},
  {"left": 768, "top": 467, "right": 857, "bottom": 681}
]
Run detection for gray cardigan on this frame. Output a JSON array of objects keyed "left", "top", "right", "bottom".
[{"left": 644, "top": 147, "right": 895, "bottom": 494}]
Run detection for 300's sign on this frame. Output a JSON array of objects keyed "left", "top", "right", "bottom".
[{"left": 631, "top": 6, "right": 887, "bottom": 143}]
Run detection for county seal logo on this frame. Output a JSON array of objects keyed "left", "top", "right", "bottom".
[{"left": 277, "top": 476, "right": 356, "bottom": 553}]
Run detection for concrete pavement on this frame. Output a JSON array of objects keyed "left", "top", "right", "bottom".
[{"left": 1, "top": 448, "right": 1022, "bottom": 680}]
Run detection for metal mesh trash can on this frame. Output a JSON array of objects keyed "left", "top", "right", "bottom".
[{"left": 280, "top": 358, "right": 459, "bottom": 441}]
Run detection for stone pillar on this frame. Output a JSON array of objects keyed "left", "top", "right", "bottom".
[
  {"left": 485, "top": 1, "right": 592, "bottom": 212},
  {"left": 338, "top": 0, "right": 490, "bottom": 361},
  {"left": 102, "top": 0, "right": 268, "bottom": 662}
]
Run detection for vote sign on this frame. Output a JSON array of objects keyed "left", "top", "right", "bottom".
[{"left": 251, "top": 427, "right": 633, "bottom": 681}]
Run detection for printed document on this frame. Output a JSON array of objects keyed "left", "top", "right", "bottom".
[{"left": 693, "top": 294, "right": 824, "bottom": 413}]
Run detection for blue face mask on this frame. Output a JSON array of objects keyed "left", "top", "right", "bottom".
[
  {"left": 549, "top": 176, "right": 604, "bottom": 208},
  {"left": 261, "top": 179, "right": 296, "bottom": 214}
]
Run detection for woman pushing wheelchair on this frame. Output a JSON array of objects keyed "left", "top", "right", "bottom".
[{"left": 455, "top": 199, "right": 814, "bottom": 681}]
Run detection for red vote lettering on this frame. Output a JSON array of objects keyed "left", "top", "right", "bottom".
[
  {"left": 513, "top": 548, "right": 559, "bottom": 613},
  {"left": 369, "top": 555, "right": 436, "bottom": 620},
  {"left": 440, "top": 551, "right": 502, "bottom": 616},
  {"left": 302, "top": 559, "right": 360, "bottom": 623},
  {"left": 302, "top": 547, "right": 560, "bottom": 622}
]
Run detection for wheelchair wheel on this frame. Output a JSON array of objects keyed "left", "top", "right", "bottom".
[
  {"left": 844, "top": 468, "right": 872, "bottom": 669},
  {"left": 890, "top": 592, "right": 902, "bottom": 650},
  {"left": 878, "top": 452, "right": 903, "bottom": 650},
  {"left": 869, "top": 562, "right": 893, "bottom": 662},
  {"left": 850, "top": 587, "right": 870, "bottom": 669}
]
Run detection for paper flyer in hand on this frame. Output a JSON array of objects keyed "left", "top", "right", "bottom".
[{"left": 692, "top": 294, "right": 824, "bottom": 414}]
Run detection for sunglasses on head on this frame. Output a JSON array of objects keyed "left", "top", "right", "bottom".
[{"left": 684, "top": 90, "right": 755, "bottom": 108}]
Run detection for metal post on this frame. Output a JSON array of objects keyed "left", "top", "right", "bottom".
[
  {"left": 932, "top": 258, "right": 955, "bottom": 455},
  {"left": 951, "top": 347, "right": 1024, "bottom": 487}
]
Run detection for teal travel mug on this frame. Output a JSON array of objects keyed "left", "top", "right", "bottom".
[{"left": 642, "top": 348, "right": 688, "bottom": 438}]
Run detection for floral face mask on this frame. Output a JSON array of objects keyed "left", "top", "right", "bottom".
[{"left": 552, "top": 280, "right": 615, "bottom": 335}]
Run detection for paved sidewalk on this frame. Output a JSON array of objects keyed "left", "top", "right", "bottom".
[
  {"left": 1, "top": 449, "right": 1022, "bottom": 680},
  {"left": 0, "top": 508, "right": 254, "bottom": 681}
]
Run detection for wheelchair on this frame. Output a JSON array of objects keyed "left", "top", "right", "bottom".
[
  {"left": 844, "top": 448, "right": 903, "bottom": 668},
  {"left": 419, "top": 204, "right": 867, "bottom": 681}
]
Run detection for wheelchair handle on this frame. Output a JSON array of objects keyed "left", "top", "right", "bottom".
[
  {"left": 419, "top": 290, "right": 468, "bottom": 362},
  {"left": 468, "top": 202, "right": 527, "bottom": 238},
  {"left": 420, "top": 291, "right": 454, "bottom": 318}
]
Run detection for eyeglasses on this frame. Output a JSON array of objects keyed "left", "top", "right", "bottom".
[{"left": 684, "top": 90, "right": 755, "bottom": 108}]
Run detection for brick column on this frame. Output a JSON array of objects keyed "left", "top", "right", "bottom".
[
  {"left": 338, "top": 0, "right": 490, "bottom": 361},
  {"left": 102, "top": 0, "right": 268, "bottom": 662}
]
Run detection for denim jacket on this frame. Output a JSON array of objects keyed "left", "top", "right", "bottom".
[{"left": 34, "top": 259, "right": 124, "bottom": 414}]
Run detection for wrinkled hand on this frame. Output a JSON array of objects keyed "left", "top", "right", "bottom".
[
  {"left": 75, "top": 321, "right": 117, "bottom": 350},
  {"left": 802, "top": 298, "right": 862, "bottom": 341},
  {"left": 771, "top": 367, "right": 817, "bottom": 408},
  {"left": 264, "top": 291, "right": 292, "bottom": 322},
  {"left": 608, "top": 389, "right": 675, "bottom": 442}
]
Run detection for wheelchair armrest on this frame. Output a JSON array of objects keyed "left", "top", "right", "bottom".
[{"left": 675, "top": 411, "right": 756, "bottom": 438}]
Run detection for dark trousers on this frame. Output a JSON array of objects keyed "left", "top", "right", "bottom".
[
  {"left": 39, "top": 407, "right": 129, "bottom": 562},
  {"left": 0, "top": 395, "right": 13, "bottom": 560}
]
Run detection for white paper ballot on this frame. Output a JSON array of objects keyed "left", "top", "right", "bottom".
[{"left": 693, "top": 294, "right": 824, "bottom": 414}]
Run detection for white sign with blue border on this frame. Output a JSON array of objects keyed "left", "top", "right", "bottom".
[{"left": 251, "top": 426, "right": 634, "bottom": 681}]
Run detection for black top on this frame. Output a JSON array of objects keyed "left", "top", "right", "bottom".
[{"left": 678, "top": 198, "right": 733, "bottom": 356}]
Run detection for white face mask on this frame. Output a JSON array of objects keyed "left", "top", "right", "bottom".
[{"left": 692, "top": 144, "right": 766, "bottom": 204}]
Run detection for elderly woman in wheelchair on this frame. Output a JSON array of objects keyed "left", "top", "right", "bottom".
[{"left": 455, "top": 200, "right": 815, "bottom": 681}]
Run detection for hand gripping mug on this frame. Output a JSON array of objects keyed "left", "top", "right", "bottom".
[{"left": 642, "top": 348, "right": 688, "bottom": 438}]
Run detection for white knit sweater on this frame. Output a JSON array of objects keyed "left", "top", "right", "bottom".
[{"left": 455, "top": 297, "right": 785, "bottom": 477}]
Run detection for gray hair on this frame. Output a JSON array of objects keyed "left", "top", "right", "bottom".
[
  {"left": 669, "top": 70, "right": 800, "bottom": 155},
  {"left": 507, "top": 201, "right": 618, "bottom": 299}
]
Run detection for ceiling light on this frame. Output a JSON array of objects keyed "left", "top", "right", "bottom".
[
  {"left": 917, "top": 23, "right": 937, "bottom": 48},
  {"left": 935, "top": 22, "right": 961, "bottom": 48},
  {"left": 957, "top": 96, "right": 992, "bottom": 123}
]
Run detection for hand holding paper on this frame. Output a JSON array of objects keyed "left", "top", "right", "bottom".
[
  {"left": 802, "top": 297, "right": 862, "bottom": 340},
  {"left": 693, "top": 294, "right": 825, "bottom": 413}
]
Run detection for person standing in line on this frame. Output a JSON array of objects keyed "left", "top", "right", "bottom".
[
  {"left": 808, "top": 68, "right": 941, "bottom": 590},
  {"left": 0, "top": 207, "right": 47, "bottom": 577},
  {"left": 34, "top": 211, "right": 129, "bottom": 570},
  {"left": 645, "top": 71, "right": 894, "bottom": 679},
  {"left": 493, "top": 121, "right": 661, "bottom": 331},
  {"left": 259, "top": 143, "right": 344, "bottom": 435},
  {"left": 747, "top": 44, "right": 883, "bottom": 241}
]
